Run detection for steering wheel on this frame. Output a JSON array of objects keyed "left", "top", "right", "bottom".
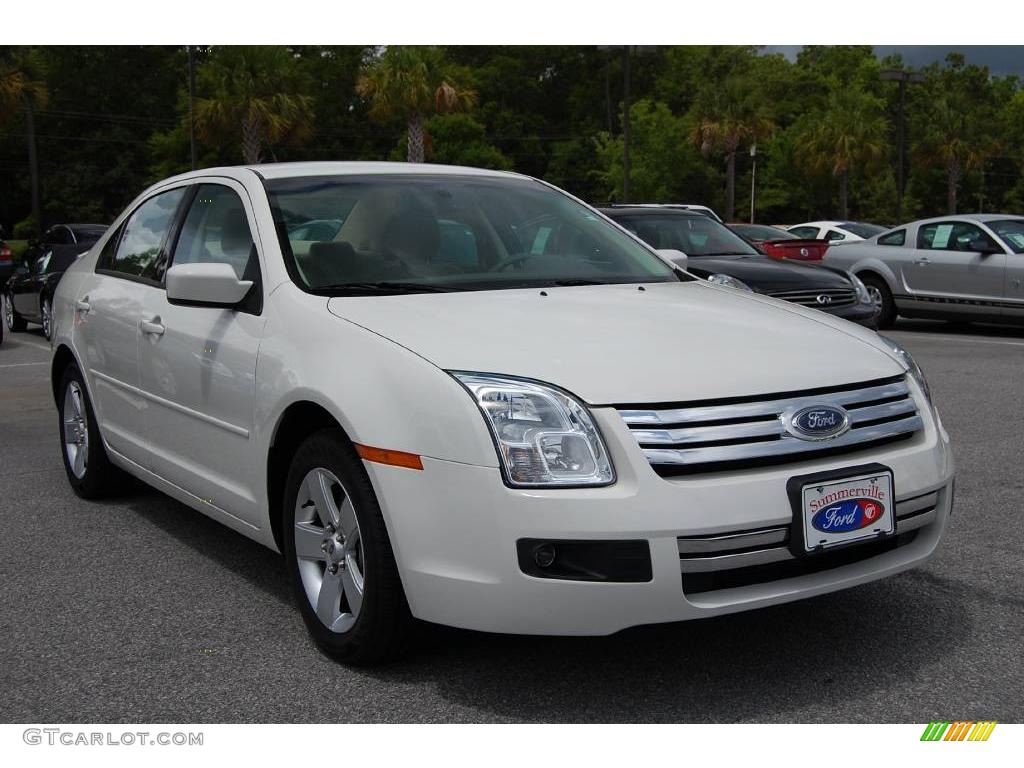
[{"left": 487, "top": 251, "right": 532, "bottom": 272}]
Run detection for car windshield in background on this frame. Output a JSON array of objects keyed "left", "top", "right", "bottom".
[
  {"left": 615, "top": 214, "right": 760, "bottom": 257},
  {"left": 988, "top": 219, "right": 1024, "bottom": 254},
  {"left": 265, "top": 175, "right": 680, "bottom": 294},
  {"left": 732, "top": 224, "right": 795, "bottom": 241},
  {"left": 840, "top": 222, "right": 886, "bottom": 238}
]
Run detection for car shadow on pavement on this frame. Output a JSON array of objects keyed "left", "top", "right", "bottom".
[
  {"left": 369, "top": 574, "right": 970, "bottom": 722},
  {"left": 119, "top": 486, "right": 969, "bottom": 723},
  {"left": 123, "top": 491, "right": 292, "bottom": 608}
]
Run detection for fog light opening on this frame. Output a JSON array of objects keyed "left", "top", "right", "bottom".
[{"left": 533, "top": 543, "right": 557, "bottom": 568}]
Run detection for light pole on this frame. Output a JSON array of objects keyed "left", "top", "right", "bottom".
[
  {"left": 188, "top": 45, "right": 197, "bottom": 170},
  {"left": 880, "top": 68, "right": 925, "bottom": 222},
  {"left": 749, "top": 143, "right": 757, "bottom": 224}
]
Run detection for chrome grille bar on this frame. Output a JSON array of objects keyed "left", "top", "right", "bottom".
[{"left": 618, "top": 376, "right": 922, "bottom": 474}]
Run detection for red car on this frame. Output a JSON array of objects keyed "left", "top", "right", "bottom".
[{"left": 729, "top": 223, "right": 829, "bottom": 261}]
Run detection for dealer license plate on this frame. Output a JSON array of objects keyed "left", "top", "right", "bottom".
[{"left": 799, "top": 470, "right": 894, "bottom": 553}]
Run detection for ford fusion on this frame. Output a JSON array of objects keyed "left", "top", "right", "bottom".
[{"left": 50, "top": 162, "right": 953, "bottom": 664}]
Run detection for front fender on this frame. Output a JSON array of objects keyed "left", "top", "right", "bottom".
[{"left": 255, "top": 283, "right": 498, "bottom": 469}]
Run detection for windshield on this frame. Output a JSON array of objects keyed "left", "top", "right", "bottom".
[
  {"left": 265, "top": 175, "right": 679, "bottom": 293},
  {"left": 612, "top": 214, "right": 760, "bottom": 256},
  {"left": 731, "top": 224, "right": 795, "bottom": 242},
  {"left": 988, "top": 219, "right": 1024, "bottom": 254},
  {"left": 839, "top": 222, "right": 886, "bottom": 238}
]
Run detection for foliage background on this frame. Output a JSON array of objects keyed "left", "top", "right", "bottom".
[{"left": 2, "top": 45, "right": 1022, "bottom": 235}]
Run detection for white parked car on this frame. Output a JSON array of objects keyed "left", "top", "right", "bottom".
[
  {"left": 51, "top": 162, "right": 954, "bottom": 664},
  {"left": 788, "top": 220, "right": 887, "bottom": 244}
]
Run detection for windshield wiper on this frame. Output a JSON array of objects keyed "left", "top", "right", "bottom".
[{"left": 314, "top": 281, "right": 464, "bottom": 295}]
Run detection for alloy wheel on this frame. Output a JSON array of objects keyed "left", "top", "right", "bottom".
[
  {"left": 42, "top": 299, "right": 52, "bottom": 339},
  {"left": 294, "top": 467, "right": 365, "bottom": 634},
  {"left": 867, "top": 285, "right": 884, "bottom": 312},
  {"left": 3, "top": 296, "right": 11, "bottom": 329},
  {"left": 63, "top": 381, "right": 89, "bottom": 479}
]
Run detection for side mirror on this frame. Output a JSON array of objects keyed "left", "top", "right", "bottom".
[
  {"left": 969, "top": 239, "right": 1000, "bottom": 256},
  {"left": 657, "top": 248, "right": 688, "bottom": 272},
  {"left": 166, "top": 263, "right": 253, "bottom": 308}
]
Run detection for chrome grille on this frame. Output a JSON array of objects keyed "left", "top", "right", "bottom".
[
  {"left": 617, "top": 375, "right": 922, "bottom": 475},
  {"left": 677, "top": 490, "right": 940, "bottom": 593},
  {"left": 767, "top": 287, "right": 856, "bottom": 308}
]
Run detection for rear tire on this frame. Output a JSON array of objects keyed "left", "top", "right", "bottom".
[
  {"left": 58, "top": 363, "right": 120, "bottom": 498},
  {"left": 5, "top": 294, "right": 26, "bottom": 332},
  {"left": 282, "top": 429, "right": 414, "bottom": 665},
  {"left": 861, "top": 274, "right": 896, "bottom": 329}
]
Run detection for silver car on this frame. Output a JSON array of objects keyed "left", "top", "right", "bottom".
[{"left": 824, "top": 213, "right": 1024, "bottom": 328}]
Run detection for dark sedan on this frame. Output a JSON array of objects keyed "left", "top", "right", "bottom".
[
  {"left": 600, "top": 206, "right": 879, "bottom": 328},
  {"left": 5, "top": 246, "right": 88, "bottom": 340}
]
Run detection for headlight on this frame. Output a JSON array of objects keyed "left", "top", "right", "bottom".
[
  {"left": 848, "top": 272, "right": 873, "bottom": 305},
  {"left": 879, "top": 336, "right": 931, "bottom": 404},
  {"left": 706, "top": 273, "right": 754, "bottom": 291},
  {"left": 452, "top": 373, "right": 615, "bottom": 488}
]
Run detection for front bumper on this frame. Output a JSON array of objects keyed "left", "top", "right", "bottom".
[{"left": 364, "top": 398, "right": 953, "bottom": 636}]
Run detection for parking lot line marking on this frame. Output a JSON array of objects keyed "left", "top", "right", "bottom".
[
  {"left": 890, "top": 333, "right": 1024, "bottom": 348},
  {"left": 10, "top": 339, "right": 52, "bottom": 352},
  {"left": 0, "top": 361, "right": 48, "bottom": 368}
]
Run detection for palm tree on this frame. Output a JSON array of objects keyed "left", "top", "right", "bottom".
[
  {"left": 914, "top": 97, "right": 992, "bottom": 214},
  {"left": 799, "top": 87, "right": 888, "bottom": 219},
  {"left": 690, "top": 77, "right": 773, "bottom": 221},
  {"left": 0, "top": 48, "right": 49, "bottom": 230},
  {"left": 193, "top": 46, "right": 314, "bottom": 164},
  {"left": 357, "top": 47, "right": 477, "bottom": 163}
]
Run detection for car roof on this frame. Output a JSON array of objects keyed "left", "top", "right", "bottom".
[
  {"left": 598, "top": 206, "right": 704, "bottom": 218},
  {"left": 909, "top": 213, "right": 1024, "bottom": 225},
  {"left": 161, "top": 161, "right": 526, "bottom": 185}
]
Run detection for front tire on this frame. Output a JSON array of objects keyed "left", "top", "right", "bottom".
[
  {"left": 861, "top": 274, "right": 897, "bottom": 329},
  {"left": 5, "top": 294, "right": 26, "bottom": 332},
  {"left": 58, "top": 363, "right": 120, "bottom": 498},
  {"left": 283, "top": 429, "right": 413, "bottom": 665}
]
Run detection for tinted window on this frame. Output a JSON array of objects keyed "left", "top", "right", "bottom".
[
  {"left": 826, "top": 230, "right": 845, "bottom": 242},
  {"left": 878, "top": 229, "right": 906, "bottom": 246},
  {"left": 731, "top": 224, "right": 795, "bottom": 241},
  {"left": 266, "top": 175, "right": 678, "bottom": 293},
  {"left": 918, "top": 222, "right": 999, "bottom": 252},
  {"left": 71, "top": 225, "right": 107, "bottom": 244},
  {"left": 788, "top": 226, "right": 819, "bottom": 239},
  {"left": 108, "top": 188, "right": 186, "bottom": 278},
  {"left": 170, "top": 184, "right": 258, "bottom": 281},
  {"left": 46, "top": 227, "right": 70, "bottom": 245},
  {"left": 615, "top": 214, "right": 760, "bottom": 256},
  {"left": 987, "top": 219, "right": 1024, "bottom": 254},
  {"left": 51, "top": 249, "right": 83, "bottom": 272},
  {"left": 839, "top": 222, "right": 885, "bottom": 238}
]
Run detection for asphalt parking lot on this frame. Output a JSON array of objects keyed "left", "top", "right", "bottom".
[{"left": 1, "top": 319, "right": 1022, "bottom": 723}]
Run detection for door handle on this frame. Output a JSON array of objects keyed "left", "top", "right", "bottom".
[
  {"left": 140, "top": 317, "right": 165, "bottom": 336},
  {"left": 913, "top": 257, "right": 930, "bottom": 266},
  {"left": 75, "top": 298, "right": 91, "bottom": 312}
]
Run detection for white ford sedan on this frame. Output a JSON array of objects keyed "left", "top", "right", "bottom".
[{"left": 51, "top": 162, "right": 954, "bottom": 664}]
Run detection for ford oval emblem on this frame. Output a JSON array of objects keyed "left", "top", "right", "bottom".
[
  {"left": 783, "top": 404, "right": 850, "bottom": 441},
  {"left": 811, "top": 498, "right": 886, "bottom": 533}
]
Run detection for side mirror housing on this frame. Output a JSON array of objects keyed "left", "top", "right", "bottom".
[
  {"left": 969, "top": 239, "right": 1000, "bottom": 256},
  {"left": 657, "top": 248, "right": 688, "bottom": 272},
  {"left": 166, "top": 263, "right": 253, "bottom": 308}
]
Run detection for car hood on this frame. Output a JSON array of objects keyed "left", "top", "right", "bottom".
[
  {"left": 327, "top": 281, "right": 901, "bottom": 405},
  {"left": 685, "top": 254, "right": 850, "bottom": 292}
]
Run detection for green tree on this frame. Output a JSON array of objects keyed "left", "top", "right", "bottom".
[
  {"left": 0, "top": 47, "right": 48, "bottom": 230},
  {"left": 193, "top": 46, "right": 314, "bottom": 164},
  {"left": 914, "top": 98, "right": 992, "bottom": 215},
  {"left": 689, "top": 74, "right": 774, "bottom": 221},
  {"left": 357, "top": 46, "right": 476, "bottom": 163},
  {"left": 798, "top": 85, "right": 888, "bottom": 219}
]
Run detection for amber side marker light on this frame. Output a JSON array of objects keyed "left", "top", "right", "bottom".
[{"left": 354, "top": 443, "right": 424, "bottom": 470}]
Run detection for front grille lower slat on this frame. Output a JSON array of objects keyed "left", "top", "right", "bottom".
[{"left": 618, "top": 376, "right": 923, "bottom": 475}]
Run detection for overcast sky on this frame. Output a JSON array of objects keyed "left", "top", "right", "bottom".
[{"left": 762, "top": 46, "right": 1024, "bottom": 76}]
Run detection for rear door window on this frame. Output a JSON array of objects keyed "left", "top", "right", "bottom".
[{"left": 878, "top": 229, "right": 906, "bottom": 246}]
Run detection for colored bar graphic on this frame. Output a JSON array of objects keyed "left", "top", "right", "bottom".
[{"left": 921, "top": 721, "right": 996, "bottom": 742}]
